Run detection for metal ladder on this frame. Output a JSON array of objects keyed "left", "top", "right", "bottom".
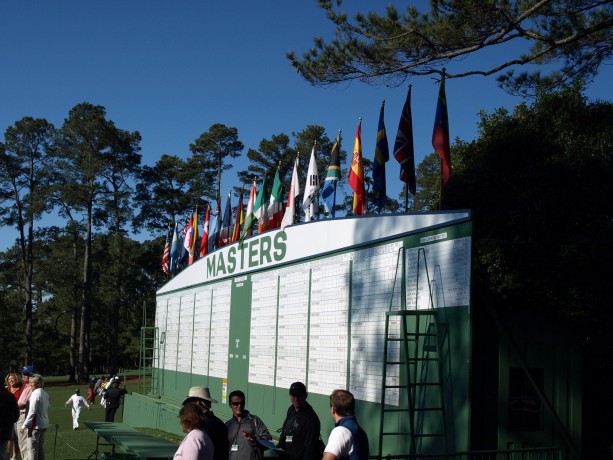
[
  {"left": 378, "top": 248, "right": 448, "bottom": 457},
  {"left": 139, "top": 326, "right": 160, "bottom": 395}
]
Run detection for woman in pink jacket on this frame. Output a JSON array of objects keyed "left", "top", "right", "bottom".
[{"left": 174, "top": 402, "right": 214, "bottom": 460}]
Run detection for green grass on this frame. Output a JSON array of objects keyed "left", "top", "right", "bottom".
[{"left": 39, "top": 380, "right": 180, "bottom": 460}]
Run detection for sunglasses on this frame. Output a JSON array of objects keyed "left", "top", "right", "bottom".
[{"left": 230, "top": 401, "right": 245, "bottom": 407}]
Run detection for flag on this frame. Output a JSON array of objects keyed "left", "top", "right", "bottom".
[
  {"left": 169, "top": 222, "right": 180, "bottom": 274},
  {"left": 183, "top": 212, "right": 194, "bottom": 263},
  {"left": 322, "top": 135, "right": 341, "bottom": 217},
  {"left": 161, "top": 227, "right": 171, "bottom": 274},
  {"left": 188, "top": 209, "right": 198, "bottom": 265},
  {"left": 254, "top": 176, "right": 269, "bottom": 234},
  {"left": 432, "top": 75, "right": 451, "bottom": 191},
  {"left": 179, "top": 216, "right": 190, "bottom": 264},
  {"left": 241, "top": 180, "right": 257, "bottom": 241},
  {"left": 348, "top": 118, "right": 366, "bottom": 215},
  {"left": 373, "top": 101, "right": 389, "bottom": 212},
  {"left": 219, "top": 193, "right": 233, "bottom": 247},
  {"left": 281, "top": 155, "right": 300, "bottom": 230},
  {"left": 231, "top": 189, "right": 244, "bottom": 243},
  {"left": 208, "top": 199, "right": 221, "bottom": 253},
  {"left": 303, "top": 145, "right": 320, "bottom": 221},
  {"left": 199, "top": 205, "right": 210, "bottom": 257},
  {"left": 394, "top": 86, "right": 416, "bottom": 195},
  {"left": 267, "top": 167, "right": 284, "bottom": 229}
]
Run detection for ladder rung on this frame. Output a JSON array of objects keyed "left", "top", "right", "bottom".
[
  {"left": 413, "top": 433, "right": 446, "bottom": 438},
  {"left": 382, "top": 408, "right": 411, "bottom": 413},
  {"left": 413, "top": 407, "right": 444, "bottom": 412},
  {"left": 382, "top": 431, "right": 412, "bottom": 436}
]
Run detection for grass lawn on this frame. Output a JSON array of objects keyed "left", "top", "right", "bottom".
[{"left": 32, "top": 379, "right": 182, "bottom": 460}]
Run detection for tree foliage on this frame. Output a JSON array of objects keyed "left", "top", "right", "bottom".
[
  {"left": 189, "top": 123, "right": 244, "bottom": 199},
  {"left": 0, "top": 117, "right": 56, "bottom": 363},
  {"left": 288, "top": 0, "right": 613, "bottom": 96}
]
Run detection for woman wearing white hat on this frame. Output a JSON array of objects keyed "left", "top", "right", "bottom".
[{"left": 174, "top": 402, "right": 214, "bottom": 460}]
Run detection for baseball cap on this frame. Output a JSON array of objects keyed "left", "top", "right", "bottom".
[
  {"left": 20, "top": 365, "right": 36, "bottom": 375},
  {"left": 289, "top": 382, "right": 307, "bottom": 396}
]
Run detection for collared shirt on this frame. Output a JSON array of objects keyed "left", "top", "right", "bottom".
[{"left": 17, "top": 383, "right": 33, "bottom": 413}]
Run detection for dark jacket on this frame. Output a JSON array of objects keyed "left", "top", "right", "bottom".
[
  {"left": 0, "top": 387, "right": 19, "bottom": 440},
  {"left": 277, "top": 402, "right": 322, "bottom": 460},
  {"left": 205, "top": 410, "right": 229, "bottom": 460}
]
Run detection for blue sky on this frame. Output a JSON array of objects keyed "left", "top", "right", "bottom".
[{"left": 1, "top": 1, "right": 611, "bottom": 244}]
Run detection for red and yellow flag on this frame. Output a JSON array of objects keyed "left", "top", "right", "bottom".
[{"left": 348, "top": 118, "right": 365, "bottom": 215}]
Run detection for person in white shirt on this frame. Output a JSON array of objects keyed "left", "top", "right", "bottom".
[
  {"left": 20, "top": 374, "right": 49, "bottom": 460},
  {"left": 65, "top": 389, "right": 90, "bottom": 430}
]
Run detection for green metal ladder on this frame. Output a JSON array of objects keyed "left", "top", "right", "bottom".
[
  {"left": 378, "top": 248, "right": 448, "bottom": 457},
  {"left": 139, "top": 326, "right": 160, "bottom": 395}
]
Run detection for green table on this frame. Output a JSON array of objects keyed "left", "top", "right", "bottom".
[{"left": 86, "top": 421, "right": 178, "bottom": 459}]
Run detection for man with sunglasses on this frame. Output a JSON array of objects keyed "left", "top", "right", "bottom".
[{"left": 225, "top": 390, "right": 272, "bottom": 460}]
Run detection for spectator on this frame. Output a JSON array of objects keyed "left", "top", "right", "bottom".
[
  {"left": 16, "top": 365, "right": 35, "bottom": 460},
  {"left": 86, "top": 376, "right": 97, "bottom": 404},
  {"left": 182, "top": 387, "right": 228, "bottom": 460},
  {"left": 0, "top": 376, "right": 19, "bottom": 460},
  {"left": 20, "top": 374, "right": 49, "bottom": 460},
  {"left": 226, "top": 390, "right": 272, "bottom": 460},
  {"left": 102, "top": 379, "right": 127, "bottom": 422},
  {"left": 277, "top": 382, "right": 323, "bottom": 460},
  {"left": 4, "top": 373, "right": 23, "bottom": 460},
  {"left": 173, "top": 402, "right": 214, "bottom": 460},
  {"left": 322, "top": 389, "right": 369, "bottom": 460}
]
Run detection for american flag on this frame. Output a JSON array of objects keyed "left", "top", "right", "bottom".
[{"left": 161, "top": 227, "right": 171, "bottom": 274}]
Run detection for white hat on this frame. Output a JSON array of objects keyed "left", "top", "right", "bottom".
[{"left": 182, "top": 386, "right": 218, "bottom": 405}]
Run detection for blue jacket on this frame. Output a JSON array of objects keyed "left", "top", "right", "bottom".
[{"left": 336, "top": 416, "right": 369, "bottom": 460}]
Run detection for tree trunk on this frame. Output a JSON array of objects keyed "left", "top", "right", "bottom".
[{"left": 78, "top": 193, "right": 93, "bottom": 382}]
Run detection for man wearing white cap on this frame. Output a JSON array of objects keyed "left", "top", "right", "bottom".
[{"left": 183, "top": 387, "right": 228, "bottom": 460}]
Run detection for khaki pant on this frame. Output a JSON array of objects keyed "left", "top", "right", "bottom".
[
  {"left": 16, "top": 413, "right": 29, "bottom": 460},
  {"left": 28, "top": 428, "right": 46, "bottom": 460}
]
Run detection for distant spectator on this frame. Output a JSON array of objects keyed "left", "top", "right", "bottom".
[
  {"left": 102, "top": 379, "right": 127, "bottom": 422},
  {"left": 86, "top": 376, "right": 97, "bottom": 404}
]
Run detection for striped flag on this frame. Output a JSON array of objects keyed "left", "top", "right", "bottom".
[
  {"left": 322, "top": 135, "right": 341, "bottom": 217},
  {"left": 348, "top": 118, "right": 366, "bottom": 215},
  {"left": 373, "top": 101, "right": 389, "bottom": 212},
  {"left": 394, "top": 86, "right": 416, "bottom": 194},
  {"left": 254, "top": 176, "right": 269, "bottom": 234},
  {"left": 268, "top": 167, "right": 284, "bottom": 229},
  {"left": 432, "top": 75, "right": 451, "bottom": 191}
]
